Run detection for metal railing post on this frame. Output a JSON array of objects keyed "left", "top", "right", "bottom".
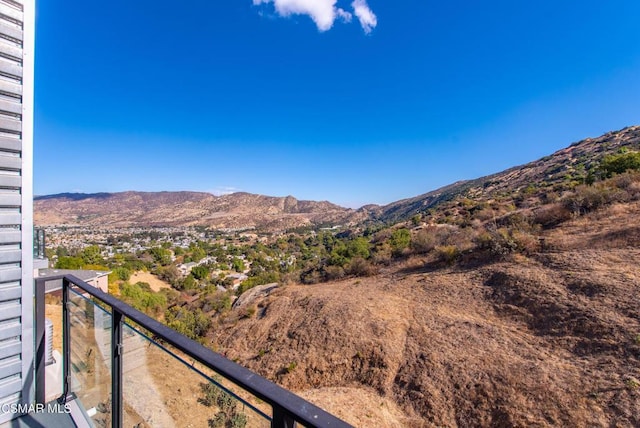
[
  {"left": 112, "top": 309, "right": 123, "bottom": 428},
  {"left": 272, "top": 405, "right": 296, "bottom": 428},
  {"left": 61, "top": 277, "right": 71, "bottom": 403},
  {"left": 34, "top": 278, "right": 45, "bottom": 404}
]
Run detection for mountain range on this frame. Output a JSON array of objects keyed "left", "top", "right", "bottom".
[
  {"left": 34, "top": 191, "right": 367, "bottom": 231},
  {"left": 34, "top": 126, "right": 640, "bottom": 230}
]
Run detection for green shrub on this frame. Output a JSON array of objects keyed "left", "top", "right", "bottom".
[
  {"left": 191, "top": 265, "right": 211, "bottom": 280},
  {"left": 199, "top": 381, "right": 221, "bottom": 407},
  {"left": 228, "top": 412, "right": 247, "bottom": 428},
  {"left": 216, "top": 391, "right": 235, "bottom": 414},
  {"left": 600, "top": 151, "right": 640, "bottom": 178},
  {"left": 389, "top": 229, "right": 411, "bottom": 256},
  {"left": 346, "top": 237, "right": 371, "bottom": 259},
  {"left": 201, "top": 292, "right": 232, "bottom": 314},
  {"left": 119, "top": 282, "right": 167, "bottom": 315},
  {"left": 208, "top": 413, "right": 226, "bottom": 428},
  {"left": 165, "top": 307, "right": 211, "bottom": 340},
  {"left": 286, "top": 361, "right": 297, "bottom": 373},
  {"left": 200, "top": 380, "right": 247, "bottom": 428},
  {"left": 435, "top": 245, "right": 459, "bottom": 265},
  {"left": 237, "top": 271, "right": 279, "bottom": 295},
  {"left": 109, "top": 267, "right": 131, "bottom": 282}
]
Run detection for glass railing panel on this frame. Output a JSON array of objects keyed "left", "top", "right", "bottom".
[
  {"left": 122, "top": 322, "right": 271, "bottom": 428},
  {"left": 67, "top": 287, "right": 113, "bottom": 426},
  {"left": 163, "top": 343, "right": 274, "bottom": 420}
]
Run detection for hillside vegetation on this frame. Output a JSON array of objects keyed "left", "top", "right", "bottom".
[
  {"left": 39, "top": 126, "right": 640, "bottom": 426},
  {"left": 202, "top": 127, "right": 640, "bottom": 426},
  {"left": 375, "top": 125, "right": 640, "bottom": 222},
  {"left": 208, "top": 197, "right": 640, "bottom": 427}
]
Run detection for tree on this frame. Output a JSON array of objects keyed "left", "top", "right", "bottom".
[
  {"left": 158, "top": 265, "right": 181, "bottom": 285},
  {"left": 231, "top": 257, "right": 245, "bottom": 272},
  {"left": 191, "top": 247, "right": 206, "bottom": 263},
  {"left": 389, "top": 229, "right": 411, "bottom": 256},
  {"left": 237, "top": 272, "right": 279, "bottom": 295},
  {"left": 81, "top": 245, "right": 103, "bottom": 265},
  {"left": 165, "top": 307, "right": 211, "bottom": 340},
  {"left": 181, "top": 274, "right": 197, "bottom": 290},
  {"left": 110, "top": 267, "right": 131, "bottom": 282},
  {"left": 55, "top": 256, "right": 83, "bottom": 269},
  {"left": 112, "top": 253, "right": 125, "bottom": 265},
  {"left": 347, "top": 237, "right": 370, "bottom": 259},
  {"left": 119, "top": 282, "right": 167, "bottom": 315},
  {"left": 150, "top": 247, "right": 172, "bottom": 266},
  {"left": 191, "top": 265, "right": 210, "bottom": 281},
  {"left": 55, "top": 246, "right": 69, "bottom": 258},
  {"left": 600, "top": 151, "right": 640, "bottom": 178}
]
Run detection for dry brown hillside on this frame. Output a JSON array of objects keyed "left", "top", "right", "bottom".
[
  {"left": 376, "top": 125, "right": 640, "bottom": 222},
  {"left": 34, "top": 191, "right": 365, "bottom": 231},
  {"left": 210, "top": 201, "right": 640, "bottom": 427}
]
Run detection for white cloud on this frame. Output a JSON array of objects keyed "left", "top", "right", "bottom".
[
  {"left": 352, "top": 0, "right": 377, "bottom": 34},
  {"left": 253, "top": 0, "right": 376, "bottom": 33},
  {"left": 336, "top": 7, "right": 352, "bottom": 23}
]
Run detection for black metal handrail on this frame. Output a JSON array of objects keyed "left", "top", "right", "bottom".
[{"left": 35, "top": 275, "right": 352, "bottom": 428}]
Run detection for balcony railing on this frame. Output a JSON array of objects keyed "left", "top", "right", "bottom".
[
  {"left": 35, "top": 275, "right": 352, "bottom": 428},
  {"left": 33, "top": 227, "right": 45, "bottom": 259}
]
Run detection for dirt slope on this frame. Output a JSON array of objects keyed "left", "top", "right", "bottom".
[{"left": 210, "top": 205, "right": 640, "bottom": 427}]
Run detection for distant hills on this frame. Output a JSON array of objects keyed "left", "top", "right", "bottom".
[
  {"left": 34, "top": 126, "right": 640, "bottom": 231},
  {"left": 34, "top": 191, "right": 367, "bottom": 231}
]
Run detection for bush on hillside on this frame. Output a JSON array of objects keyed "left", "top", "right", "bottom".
[
  {"left": 563, "top": 184, "right": 628, "bottom": 215},
  {"left": 532, "top": 203, "right": 573, "bottom": 228},
  {"left": 389, "top": 228, "right": 411, "bottom": 256},
  {"left": 474, "top": 227, "right": 539, "bottom": 258},
  {"left": 435, "top": 245, "right": 459, "bottom": 265},
  {"left": 411, "top": 229, "right": 436, "bottom": 254},
  {"left": 346, "top": 257, "right": 378, "bottom": 277},
  {"left": 600, "top": 151, "right": 640, "bottom": 178},
  {"left": 165, "top": 306, "right": 211, "bottom": 340}
]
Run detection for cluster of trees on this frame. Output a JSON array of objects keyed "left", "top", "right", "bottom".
[
  {"left": 55, "top": 245, "right": 108, "bottom": 270},
  {"left": 119, "top": 282, "right": 167, "bottom": 316},
  {"left": 599, "top": 151, "right": 640, "bottom": 179}
]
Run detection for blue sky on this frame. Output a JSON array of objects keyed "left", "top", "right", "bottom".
[{"left": 34, "top": 0, "right": 640, "bottom": 208}]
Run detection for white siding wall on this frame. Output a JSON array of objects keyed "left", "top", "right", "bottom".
[{"left": 0, "top": 0, "right": 34, "bottom": 423}]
